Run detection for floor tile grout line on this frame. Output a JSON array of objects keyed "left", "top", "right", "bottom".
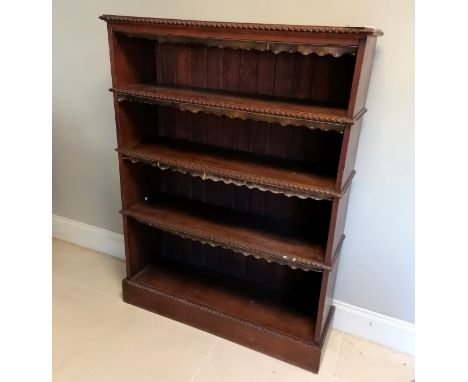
[
  {"left": 189, "top": 338, "right": 219, "bottom": 382},
  {"left": 52, "top": 283, "right": 124, "bottom": 374},
  {"left": 53, "top": 274, "right": 123, "bottom": 302}
]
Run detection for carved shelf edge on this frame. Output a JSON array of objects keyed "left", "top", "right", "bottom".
[
  {"left": 118, "top": 147, "right": 351, "bottom": 200},
  {"left": 118, "top": 32, "right": 358, "bottom": 57},
  {"left": 121, "top": 208, "right": 339, "bottom": 272},
  {"left": 100, "top": 15, "right": 384, "bottom": 37},
  {"left": 111, "top": 87, "right": 365, "bottom": 132}
]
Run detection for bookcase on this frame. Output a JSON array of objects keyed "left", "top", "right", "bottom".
[{"left": 101, "top": 14, "right": 382, "bottom": 373}]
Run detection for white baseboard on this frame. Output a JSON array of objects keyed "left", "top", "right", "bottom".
[
  {"left": 332, "top": 300, "right": 414, "bottom": 355},
  {"left": 52, "top": 214, "right": 414, "bottom": 355},
  {"left": 52, "top": 214, "right": 125, "bottom": 260}
]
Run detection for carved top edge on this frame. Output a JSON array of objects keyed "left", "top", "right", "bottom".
[
  {"left": 111, "top": 87, "right": 357, "bottom": 126},
  {"left": 100, "top": 15, "right": 383, "bottom": 36}
]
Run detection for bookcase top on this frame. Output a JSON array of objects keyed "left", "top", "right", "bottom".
[{"left": 99, "top": 15, "right": 383, "bottom": 37}]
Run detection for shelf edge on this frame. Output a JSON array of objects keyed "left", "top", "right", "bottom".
[
  {"left": 121, "top": 206, "right": 341, "bottom": 272},
  {"left": 111, "top": 87, "right": 356, "bottom": 132},
  {"left": 118, "top": 148, "right": 342, "bottom": 201}
]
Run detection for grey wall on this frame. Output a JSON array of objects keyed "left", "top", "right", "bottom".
[{"left": 53, "top": 0, "right": 414, "bottom": 322}]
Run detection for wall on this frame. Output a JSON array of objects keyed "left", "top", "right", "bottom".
[{"left": 53, "top": 0, "right": 414, "bottom": 323}]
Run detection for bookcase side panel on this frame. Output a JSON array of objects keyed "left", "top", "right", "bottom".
[
  {"left": 347, "top": 36, "right": 377, "bottom": 118},
  {"left": 123, "top": 217, "right": 161, "bottom": 277},
  {"left": 325, "top": 190, "right": 351, "bottom": 264},
  {"left": 106, "top": 27, "right": 156, "bottom": 87},
  {"left": 314, "top": 264, "right": 339, "bottom": 343},
  {"left": 335, "top": 120, "right": 362, "bottom": 192}
]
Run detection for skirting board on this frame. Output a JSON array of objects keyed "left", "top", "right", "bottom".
[{"left": 52, "top": 213, "right": 415, "bottom": 355}]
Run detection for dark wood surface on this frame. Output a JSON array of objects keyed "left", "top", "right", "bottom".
[
  {"left": 131, "top": 262, "right": 318, "bottom": 340},
  {"left": 123, "top": 273, "right": 335, "bottom": 373},
  {"left": 111, "top": 84, "right": 360, "bottom": 131},
  {"left": 122, "top": 195, "right": 329, "bottom": 271},
  {"left": 118, "top": 138, "right": 341, "bottom": 199},
  {"left": 102, "top": 14, "right": 381, "bottom": 373}
]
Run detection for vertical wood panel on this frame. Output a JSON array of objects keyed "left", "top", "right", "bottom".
[
  {"left": 191, "top": 45, "right": 207, "bottom": 88},
  {"left": 175, "top": 111, "right": 192, "bottom": 141},
  {"left": 264, "top": 193, "right": 282, "bottom": 220},
  {"left": 249, "top": 189, "right": 266, "bottom": 217},
  {"left": 206, "top": 47, "right": 223, "bottom": 89},
  {"left": 251, "top": 121, "right": 270, "bottom": 156},
  {"left": 191, "top": 112, "right": 207, "bottom": 145},
  {"left": 273, "top": 52, "right": 295, "bottom": 98},
  {"left": 239, "top": 50, "right": 259, "bottom": 94},
  {"left": 291, "top": 54, "right": 312, "bottom": 100},
  {"left": 236, "top": 120, "right": 252, "bottom": 152},
  {"left": 309, "top": 56, "right": 333, "bottom": 103},
  {"left": 256, "top": 51, "right": 276, "bottom": 96},
  {"left": 222, "top": 48, "right": 241, "bottom": 92},
  {"left": 218, "top": 182, "right": 236, "bottom": 209},
  {"left": 155, "top": 43, "right": 162, "bottom": 83},
  {"left": 190, "top": 241, "right": 206, "bottom": 267},
  {"left": 220, "top": 118, "right": 237, "bottom": 148},
  {"left": 203, "top": 114, "right": 221, "bottom": 146},
  {"left": 234, "top": 186, "right": 251, "bottom": 213},
  {"left": 286, "top": 126, "right": 305, "bottom": 161},
  {"left": 159, "top": 107, "right": 176, "bottom": 138},
  {"left": 175, "top": 44, "right": 192, "bottom": 86},
  {"left": 269, "top": 124, "right": 288, "bottom": 158},
  {"left": 160, "top": 43, "right": 176, "bottom": 85}
]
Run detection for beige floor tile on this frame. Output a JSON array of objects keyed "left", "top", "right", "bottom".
[
  {"left": 192, "top": 338, "right": 333, "bottom": 382},
  {"left": 52, "top": 277, "right": 129, "bottom": 371},
  {"left": 334, "top": 333, "right": 414, "bottom": 382},
  {"left": 53, "top": 298, "right": 217, "bottom": 382},
  {"left": 320, "top": 329, "right": 344, "bottom": 375},
  {"left": 53, "top": 238, "right": 126, "bottom": 298},
  {"left": 53, "top": 239, "right": 415, "bottom": 382}
]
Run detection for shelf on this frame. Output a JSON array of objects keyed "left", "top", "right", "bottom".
[
  {"left": 122, "top": 195, "right": 331, "bottom": 271},
  {"left": 118, "top": 138, "right": 345, "bottom": 200},
  {"left": 127, "top": 262, "right": 318, "bottom": 342},
  {"left": 111, "top": 84, "right": 365, "bottom": 132}
]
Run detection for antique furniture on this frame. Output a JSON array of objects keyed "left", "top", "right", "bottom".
[{"left": 100, "top": 14, "right": 382, "bottom": 373}]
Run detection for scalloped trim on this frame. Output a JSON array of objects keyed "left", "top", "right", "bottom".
[
  {"left": 123, "top": 210, "right": 328, "bottom": 272},
  {"left": 119, "top": 149, "right": 343, "bottom": 200},
  {"left": 112, "top": 87, "right": 354, "bottom": 127},
  {"left": 115, "top": 33, "right": 358, "bottom": 58},
  {"left": 121, "top": 208, "right": 345, "bottom": 272}
]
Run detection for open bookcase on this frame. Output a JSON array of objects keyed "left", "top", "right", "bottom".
[{"left": 101, "top": 15, "right": 382, "bottom": 373}]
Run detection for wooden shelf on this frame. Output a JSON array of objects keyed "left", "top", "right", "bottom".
[
  {"left": 122, "top": 195, "right": 330, "bottom": 271},
  {"left": 127, "top": 261, "right": 317, "bottom": 342},
  {"left": 118, "top": 138, "right": 344, "bottom": 200},
  {"left": 111, "top": 84, "right": 364, "bottom": 132}
]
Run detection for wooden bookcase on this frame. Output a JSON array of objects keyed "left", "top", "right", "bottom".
[{"left": 101, "top": 15, "right": 382, "bottom": 373}]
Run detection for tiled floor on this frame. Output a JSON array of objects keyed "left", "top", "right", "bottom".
[{"left": 52, "top": 238, "right": 414, "bottom": 381}]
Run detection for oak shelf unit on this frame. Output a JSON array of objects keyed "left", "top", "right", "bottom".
[{"left": 101, "top": 14, "right": 382, "bottom": 373}]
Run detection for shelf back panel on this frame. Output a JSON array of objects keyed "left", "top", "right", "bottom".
[{"left": 113, "top": 34, "right": 356, "bottom": 107}]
